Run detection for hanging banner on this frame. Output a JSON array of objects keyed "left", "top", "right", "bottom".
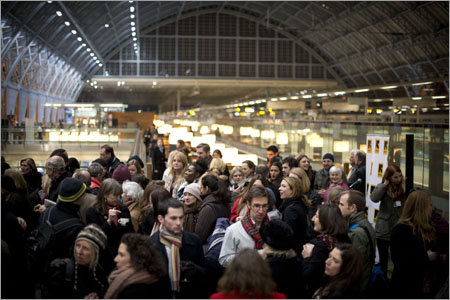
[{"left": 365, "top": 134, "right": 390, "bottom": 225}]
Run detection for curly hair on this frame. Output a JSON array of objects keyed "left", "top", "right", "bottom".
[
  {"left": 120, "top": 233, "right": 166, "bottom": 278},
  {"left": 217, "top": 248, "right": 276, "bottom": 297}
]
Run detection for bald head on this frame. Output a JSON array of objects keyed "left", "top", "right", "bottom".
[{"left": 73, "top": 169, "right": 91, "bottom": 186}]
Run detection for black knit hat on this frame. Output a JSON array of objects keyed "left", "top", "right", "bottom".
[
  {"left": 323, "top": 153, "right": 335, "bottom": 162},
  {"left": 260, "top": 219, "right": 295, "bottom": 251},
  {"left": 127, "top": 155, "right": 144, "bottom": 168},
  {"left": 1, "top": 174, "right": 16, "bottom": 193},
  {"left": 58, "top": 178, "right": 86, "bottom": 202},
  {"left": 76, "top": 224, "right": 107, "bottom": 250}
]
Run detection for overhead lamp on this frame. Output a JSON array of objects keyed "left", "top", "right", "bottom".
[
  {"left": 255, "top": 100, "right": 262, "bottom": 104},
  {"left": 64, "top": 21, "right": 70, "bottom": 26},
  {"left": 99, "top": 64, "right": 103, "bottom": 67},
  {"left": 249, "top": 101, "right": 255, "bottom": 105},
  {"left": 133, "top": 43, "right": 137, "bottom": 47},
  {"left": 334, "top": 91, "right": 346, "bottom": 95},
  {"left": 81, "top": 43, "right": 86, "bottom": 47},
  {"left": 412, "top": 81, "right": 432, "bottom": 86},
  {"left": 47, "top": 1, "right": 52, "bottom": 3},
  {"left": 130, "top": 7, "right": 135, "bottom": 12},
  {"left": 302, "top": 95, "right": 312, "bottom": 98},
  {"left": 86, "top": 48, "right": 91, "bottom": 52},
  {"left": 432, "top": 96, "right": 446, "bottom": 99},
  {"left": 412, "top": 97, "right": 422, "bottom": 100},
  {"left": 132, "top": 32, "right": 136, "bottom": 36},
  {"left": 71, "top": 30, "right": 77, "bottom": 35},
  {"left": 152, "top": 81, "right": 157, "bottom": 85},
  {"left": 271, "top": 98, "right": 278, "bottom": 101},
  {"left": 290, "top": 96, "right": 299, "bottom": 100},
  {"left": 77, "top": 37, "right": 82, "bottom": 41},
  {"left": 129, "top": 1, "right": 133, "bottom": 2},
  {"left": 381, "top": 85, "right": 398, "bottom": 89},
  {"left": 354, "top": 89, "right": 369, "bottom": 93},
  {"left": 261, "top": 99, "right": 266, "bottom": 103},
  {"left": 104, "top": 24, "right": 109, "bottom": 28},
  {"left": 96, "top": 60, "right": 100, "bottom": 63},
  {"left": 373, "top": 99, "right": 382, "bottom": 102},
  {"left": 279, "top": 97, "right": 288, "bottom": 101},
  {"left": 131, "top": 22, "right": 136, "bottom": 26},
  {"left": 133, "top": 37, "right": 137, "bottom": 41},
  {"left": 130, "top": 14, "right": 135, "bottom": 19},
  {"left": 93, "top": 56, "right": 97, "bottom": 60},
  {"left": 131, "top": 27, "right": 136, "bottom": 31},
  {"left": 56, "top": 11, "right": 62, "bottom": 17},
  {"left": 90, "top": 53, "right": 94, "bottom": 57},
  {"left": 317, "top": 93, "right": 327, "bottom": 97}
]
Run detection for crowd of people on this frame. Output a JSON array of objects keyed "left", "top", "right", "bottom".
[{"left": 1, "top": 136, "right": 448, "bottom": 299}]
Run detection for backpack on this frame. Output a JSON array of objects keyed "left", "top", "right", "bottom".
[
  {"left": 26, "top": 206, "right": 83, "bottom": 279},
  {"left": 350, "top": 223, "right": 389, "bottom": 298}
]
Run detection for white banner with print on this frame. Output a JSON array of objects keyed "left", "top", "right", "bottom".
[{"left": 365, "top": 134, "right": 390, "bottom": 225}]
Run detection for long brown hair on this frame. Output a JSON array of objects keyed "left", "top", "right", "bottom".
[
  {"left": 317, "top": 243, "right": 364, "bottom": 298},
  {"left": 217, "top": 248, "right": 276, "bottom": 297},
  {"left": 398, "top": 190, "right": 435, "bottom": 245},
  {"left": 95, "top": 178, "right": 122, "bottom": 214},
  {"left": 296, "top": 154, "right": 313, "bottom": 182},
  {"left": 318, "top": 204, "right": 348, "bottom": 237},
  {"left": 382, "top": 165, "right": 405, "bottom": 201}
]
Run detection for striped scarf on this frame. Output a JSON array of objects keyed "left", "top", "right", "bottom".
[
  {"left": 159, "top": 230, "right": 183, "bottom": 292},
  {"left": 240, "top": 208, "right": 269, "bottom": 249}
]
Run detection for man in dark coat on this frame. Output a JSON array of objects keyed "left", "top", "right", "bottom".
[
  {"left": 347, "top": 150, "right": 366, "bottom": 195},
  {"left": 46, "top": 155, "right": 72, "bottom": 202},
  {"left": 150, "top": 198, "right": 206, "bottom": 299},
  {"left": 100, "top": 144, "right": 123, "bottom": 177},
  {"left": 43, "top": 177, "right": 86, "bottom": 261}
]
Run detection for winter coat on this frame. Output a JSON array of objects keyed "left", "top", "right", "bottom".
[
  {"left": 278, "top": 196, "right": 308, "bottom": 255},
  {"left": 23, "top": 171, "right": 42, "bottom": 204},
  {"left": 47, "top": 171, "right": 71, "bottom": 202},
  {"left": 195, "top": 194, "right": 231, "bottom": 244},
  {"left": 116, "top": 281, "right": 172, "bottom": 299},
  {"left": 347, "top": 163, "right": 366, "bottom": 194},
  {"left": 152, "top": 147, "right": 166, "bottom": 181},
  {"left": 390, "top": 223, "right": 429, "bottom": 298},
  {"left": 44, "top": 201, "right": 84, "bottom": 260},
  {"left": 85, "top": 205, "right": 134, "bottom": 256},
  {"left": 313, "top": 168, "right": 330, "bottom": 191},
  {"left": 265, "top": 250, "right": 305, "bottom": 299},
  {"left": 371, "top": 183, "right": 403, "bottom": 241},
  {"left": 151, "top": 230, "right": 207, "bottom": 299},
  {"left": 348, "top": 211, "right": 376, "bottom": 292},
  {"left": 106, "top": 156, "right": 122, "bottom": 177}
]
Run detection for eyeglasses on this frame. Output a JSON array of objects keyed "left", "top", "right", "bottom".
[{"left": 251, "top": 204, "right": 268, "bottom": 211}]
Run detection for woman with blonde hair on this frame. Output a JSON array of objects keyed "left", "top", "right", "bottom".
[
  {"left": 210, "top": 157, "right": 228, "bottom": 181},
  {"left": 162, "top": 150, "right": 188, "bottom": 199},
  {"left": 390, "top": 189, "right": 437, "bottom": 298},
  {"left": 278, "top": 176, "right": 311, "bottom": 255},
  {"left": 229, "top": 167, "right": 246, "bottom": 192},
  {"left": 210, "top": 248, "right": 286, "bottom": 299}
]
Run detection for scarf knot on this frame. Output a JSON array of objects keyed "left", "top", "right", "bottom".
[{"left": 240, "top": 208, "right": 268, "bottom": 249}]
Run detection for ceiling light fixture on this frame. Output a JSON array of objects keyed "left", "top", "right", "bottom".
[
  {"left": 412, "top": 81, "right": 433, "bottom": 86},
  {"left": 290, "top": 96, "right": 299, "bottom": 100},
  {"left": 354, "top": 89, "right": 369, "bottom": 93},
  {"left": 99, "top": 64, "right": 103, "bottom": 67},
  {"left": 56, "top": 11, "right": 62, "bottom": 17},
  {"left": 131, "top": 27, "right": 136, "bottom": 31},
  {"left": 432, "top": 96, "right": 446, "bottom": 99},
  {"left": 104, "top": 24, "right": 109, "bottom": 28},
  {"left": 279, "top": 97, "right": 288, "bottom": 101},
  {"left": 133, "top": 37, "right": 137, "bottom": 41},
  {"left": 130, "top": 7, "right": 135, "bottom": 12},
  {"left": 381, "top": 85, "right": 398, "bottom": 89},
  {"left": 334, "top": 91, "right": 346, "bottom": 95},
  {"left": 130, "top": 14, "right": 135, "bottom": 19},
  {"left": 90, "top": 53, "right": 94, "bottom": 57},
  {"left": 131, "top": 22, "right": 135, "bottom": 26},
  {"left": 302, "top": 95, "right": 312, "bottom": 99},
  {"left": 77, "top": 37, "right": 82, "bottom": 41},
  {"left": 132, "top": 32, "right": 136, "bottom": 36},
  {"left": 64, "top": 21, "right": 70, "bottom": 26},
  {"left": 71, "top": 30, "right": 77, "bottom": 34},
  {"left": 81, "top": 43, "right": 86, "bottom": 47},
  {"left": 412, "top": 97, "right": 422, "bottom": 100},
  {"left": 317, "top": 93, "right": 327, "bottom": 97},
  {"left": 86, "top": 48, "right": 91, "bottom": 52}
]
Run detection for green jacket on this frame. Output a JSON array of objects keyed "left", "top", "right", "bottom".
[
  {"left": 348, "top": 211, "right": 376, "bottom": 293},
  {"left": 371, "top": 183, "right": 403, "bottom": 241}
]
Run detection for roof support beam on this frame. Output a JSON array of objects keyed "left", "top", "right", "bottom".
[{"left": 58, "top": 2, "right": 104, "bottom": 64}]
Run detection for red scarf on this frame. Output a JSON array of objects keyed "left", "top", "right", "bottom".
[
  {"left": 107, "top": 205, "right": 120, "bottom": 226},
  {"left": 240, "top": 208, "right": 269, "bottom": 249}
]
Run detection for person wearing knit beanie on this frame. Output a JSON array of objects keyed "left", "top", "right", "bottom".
[
  {"left": 322, "top": 153, "right": 334, "bottom": 163},
  {"left": 182, "top": 183, "right": 203, "bottom": 233},
  {"left": 58, "top": 177, "right": 87, "bottom": 203},
  {"left": 112, "top": 164, "right": 131, "bottom": 184},
  {"left": 74, "top": 224, "right": 107, "bottom": 269}
]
